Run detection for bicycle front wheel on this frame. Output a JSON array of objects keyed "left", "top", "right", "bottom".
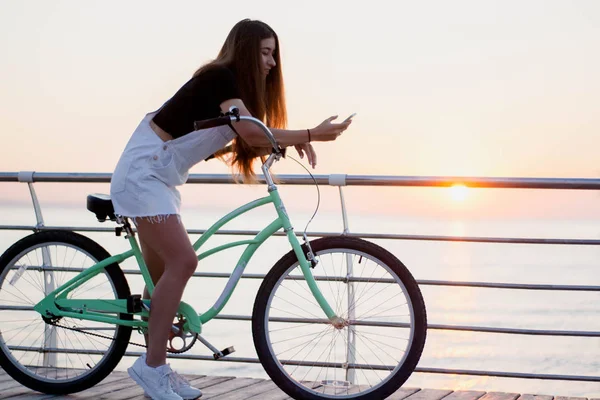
[
  {"left": 252, "top": 236, "right": 427, "bottom": 400},
  {"left": 0, "top": 230, "right": 132, "bottom": 394}
]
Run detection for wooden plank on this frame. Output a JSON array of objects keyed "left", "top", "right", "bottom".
[
  {"left": 248, "top": 385, "right": 292, "bottom": 400},
  {"left": 215, "top": 380, "right": 282, "bottom": 400},
  {"left": 479, "top": 393, "right": 520, "bottom": 400},
  {"left": 444, "top": 390, "right": 487, "bottom": 400},
  {"left": 191, "top": 375, "right": 238, "bottom": 389},
  {"left": 0, "top": 370, "right": 131, "bottom": 400},
  {"left": 0, "top": 374, "right": 12, "bottom": 381},
  {"left": 0, "top": 368, "right": 27, "bottom": 382},
  {"left": 125, "top": 375, "right": 238, "bottom": 400},
  {"left": 0, "top": 377, "right": 13, "bottom": 386},
  {"left": 0, "top": 378, "right": 27, "bottom": 390},
  {"left": 0, "top": 384, "right": 41, "bottom": 399},
  {"left": 387, "top": 387, "right": 422, "bottom": 400},
  {"left": 200, "top": 377, "right": 265, "bottom": 399},
  {"left": 5, "top": 393, "right": 55, "bottom": 400},
  {"left": 555, "top": 397, "right": 588, "bottom": 400},
  {"left": 105, "top": 374, "right": 217, "bottom": 400},
  {"left": 91, "top": 381, "right": 147, "bottom": 400},
  {"left": 518, "top": 395, "right": 554, "bottom": 400},
  {"left": 404, "top": 389, "right": 454, "bottom": 400},
  {"left": 248, "top": 383, "right": 421, "bottom": 400},
  {"left": 6, "top": 371, "right": 134, "bottom": 400},
  {"left": 4, "top": 396, "right": 46, "bottom": 400},
  {"left": 70, "top": 376, "right": 144, "bottom": 399}
]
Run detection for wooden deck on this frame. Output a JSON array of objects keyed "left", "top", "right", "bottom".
[{"left": 0, "top": 368, "right": 594, "bottom": 400}]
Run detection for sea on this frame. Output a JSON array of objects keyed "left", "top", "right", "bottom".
[{"left": 1, "top": 181, "right": 599, "bottom": 397}]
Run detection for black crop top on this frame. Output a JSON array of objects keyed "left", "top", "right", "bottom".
[{"left": 152, "top": 65, "right": 240, "bottom": 138}]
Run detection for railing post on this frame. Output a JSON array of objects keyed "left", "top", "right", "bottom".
[
  {"left": 18, "top": 171, "right": 57, "bottom": 366},
  {"left": 340, "top": 187, "right": 357, "bottom": 384},
  {"left": 330, "top": 175, "right": 356, "bottom": 384}
]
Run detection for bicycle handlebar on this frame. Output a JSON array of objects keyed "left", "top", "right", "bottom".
[
  {"left": 193, "top": 116, "right": 233, "bottom": 130},
  {"left": 194, "top": 107, "right": 282, "bottom": 155}
]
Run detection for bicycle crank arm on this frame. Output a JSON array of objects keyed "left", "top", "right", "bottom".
[
  {"left": 196, "top": 334, "right": 236, "bottom": 360},
  {"left": 214, "top": 346, "right": 235, "bottom": 360}
]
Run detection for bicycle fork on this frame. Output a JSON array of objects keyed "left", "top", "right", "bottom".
[
  {"left": 287, "top": 230, "right": 343, "bottom": 326},
  {"left": 270, "top": 185, "right": 342, "bottom": 327}
]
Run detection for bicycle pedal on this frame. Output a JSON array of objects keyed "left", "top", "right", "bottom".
[
  {"left": 126, "top": 294, "right": 143, "bottom": 313},
  {"left": 213, "top": 346, "right": 235, "bottom": 360}
]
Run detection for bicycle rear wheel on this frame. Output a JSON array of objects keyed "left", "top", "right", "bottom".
[
  {"left": 0, "top": 230, "right": 132, "bottom": 394},
  {"left": 252, "top": 236, "right": 427, "bottom": 400}
]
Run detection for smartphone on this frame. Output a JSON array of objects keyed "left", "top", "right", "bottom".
[{"left": 343, "top": 113, "right": 356, "bottom": 123}]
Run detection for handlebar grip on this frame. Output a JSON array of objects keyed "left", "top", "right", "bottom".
[{"left": 194, "top": 116, "right": 232, "bottom": 131}]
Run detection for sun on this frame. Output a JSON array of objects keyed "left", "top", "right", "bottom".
[{"left": 449, "top": 184, "right": 469, "bottom": 202}]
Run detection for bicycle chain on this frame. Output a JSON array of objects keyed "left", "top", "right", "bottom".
[
  {"left": 47, "top": 319, "right": 153, "bottom": 350},
  {"left": 46, "top": 319, "right": 196, "bottom": 354}
]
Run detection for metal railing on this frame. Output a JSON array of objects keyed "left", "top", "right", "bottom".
[{"left": 1, "top": 171, "right": 599, "bottom": 383}]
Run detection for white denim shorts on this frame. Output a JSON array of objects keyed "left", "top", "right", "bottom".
[{"left": 110, "top": 111, "right": 236, "bottom": 222}]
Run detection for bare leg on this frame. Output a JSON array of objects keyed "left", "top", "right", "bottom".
[
  {"left": 139, "top": 237, "right": 165, "bottom": 345},
  {"left": 135, "top": 215, "right": 197, "bottom": 367}
]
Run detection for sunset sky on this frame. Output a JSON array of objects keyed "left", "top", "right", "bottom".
[{"left": 1, "top": 1, "right": 599, "bottom": 218}]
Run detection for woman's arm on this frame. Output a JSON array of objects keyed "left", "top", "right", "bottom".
[{"left": 220, "top": 99, "right": 351, "bottom": 148}]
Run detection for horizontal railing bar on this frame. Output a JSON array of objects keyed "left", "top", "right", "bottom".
[
  {"left": 0, "top": 226, "right": 303, "bottom": 236},
  {"left": 2, "top": 172, "right": 600, "bottom": 190},
  {"left": 417, "top": 280, "right": 600, "bottom": 291},
  {"left": 428, "top": 324, "right": 600, "bottom": 337},
  {"left": 414, "top": 367, "right": 600, "bottom": 382},
  {"left": 9, "top": 265, "right": 600, "bottom": 291},
  {"left": 4, "top": 306, "right": 597, "bottom": 337},
  {"left": 9, "top": 346, "right": 600, "bottom": 382},
  {"left": 2, "top": 224, "right": 600, "bottom": 246},
  {"left": 358, "top": 234, "right": 600, "bottom": 245},
  {"left": 213, "top": 315, "right": 600, "bottom": 337},
  {"left": 198, "top": 275, "right": 600, "bottom": 291}
]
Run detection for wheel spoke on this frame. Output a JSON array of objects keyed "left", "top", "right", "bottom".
[
  {"left": 285, "top": 325, "right": 334, "bottom": 377},
  {"left": 275, "top": 325, "right": 333, "bottom": 359},
  {"left": 354, "top": 330, "right": 406, "bottom": 354}
]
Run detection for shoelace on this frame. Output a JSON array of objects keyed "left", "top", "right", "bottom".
[
  {"left": 169, "top": 370, "right": 191, "bottom": 390},
  {"left": 158, "top": 368, "right": 177, "bottom": 393}
]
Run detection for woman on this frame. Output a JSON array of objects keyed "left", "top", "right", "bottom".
[{"left": 110, "top": 19, "right": 351, "bottom": 400}]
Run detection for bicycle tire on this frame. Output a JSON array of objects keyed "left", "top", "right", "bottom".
[
  {"left": 252, "top": 236, "right": 427, "bottom": 400},
  {"left": 0, "top": 230, "right": 133, "bottom": 394}
]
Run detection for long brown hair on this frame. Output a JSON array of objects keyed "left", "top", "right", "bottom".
[{"left": 194, "top": 19, "right": 287, "bottom": 182}]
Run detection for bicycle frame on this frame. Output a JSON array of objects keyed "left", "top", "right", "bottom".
[{"left": 34, "top": 116, "right": 339, "bottom": 335}]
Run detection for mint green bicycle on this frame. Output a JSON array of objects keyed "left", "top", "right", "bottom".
[{"left": 0, "top": 111, "right": 427, "bottom": 399}]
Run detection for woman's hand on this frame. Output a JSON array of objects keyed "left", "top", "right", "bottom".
[
  {"left": 291, "top": 115, "right": 351, "bottom": 169},
  {"left": 311, "top": 116, "right": 352, "bottom": 142},
  {"left": 294, "top": 143, "right": 317, "bottom": 169}
]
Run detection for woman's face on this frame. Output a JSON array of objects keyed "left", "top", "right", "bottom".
[{"left": 260, "top": 37, "right": 277, "bottom": 76}]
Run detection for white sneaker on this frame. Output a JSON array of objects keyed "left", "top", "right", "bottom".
[
  {"left": 128, "top": 354, "right": 183, "bottom": 400},
  {"left": 144, "top": 371, "right": 202, "bottom": 400},
  {"left": 168, "top": 370, "right": 202, "bottom": 399},
  {"left": 144, "top": 370, "right": 202, "bottom": 400}
]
